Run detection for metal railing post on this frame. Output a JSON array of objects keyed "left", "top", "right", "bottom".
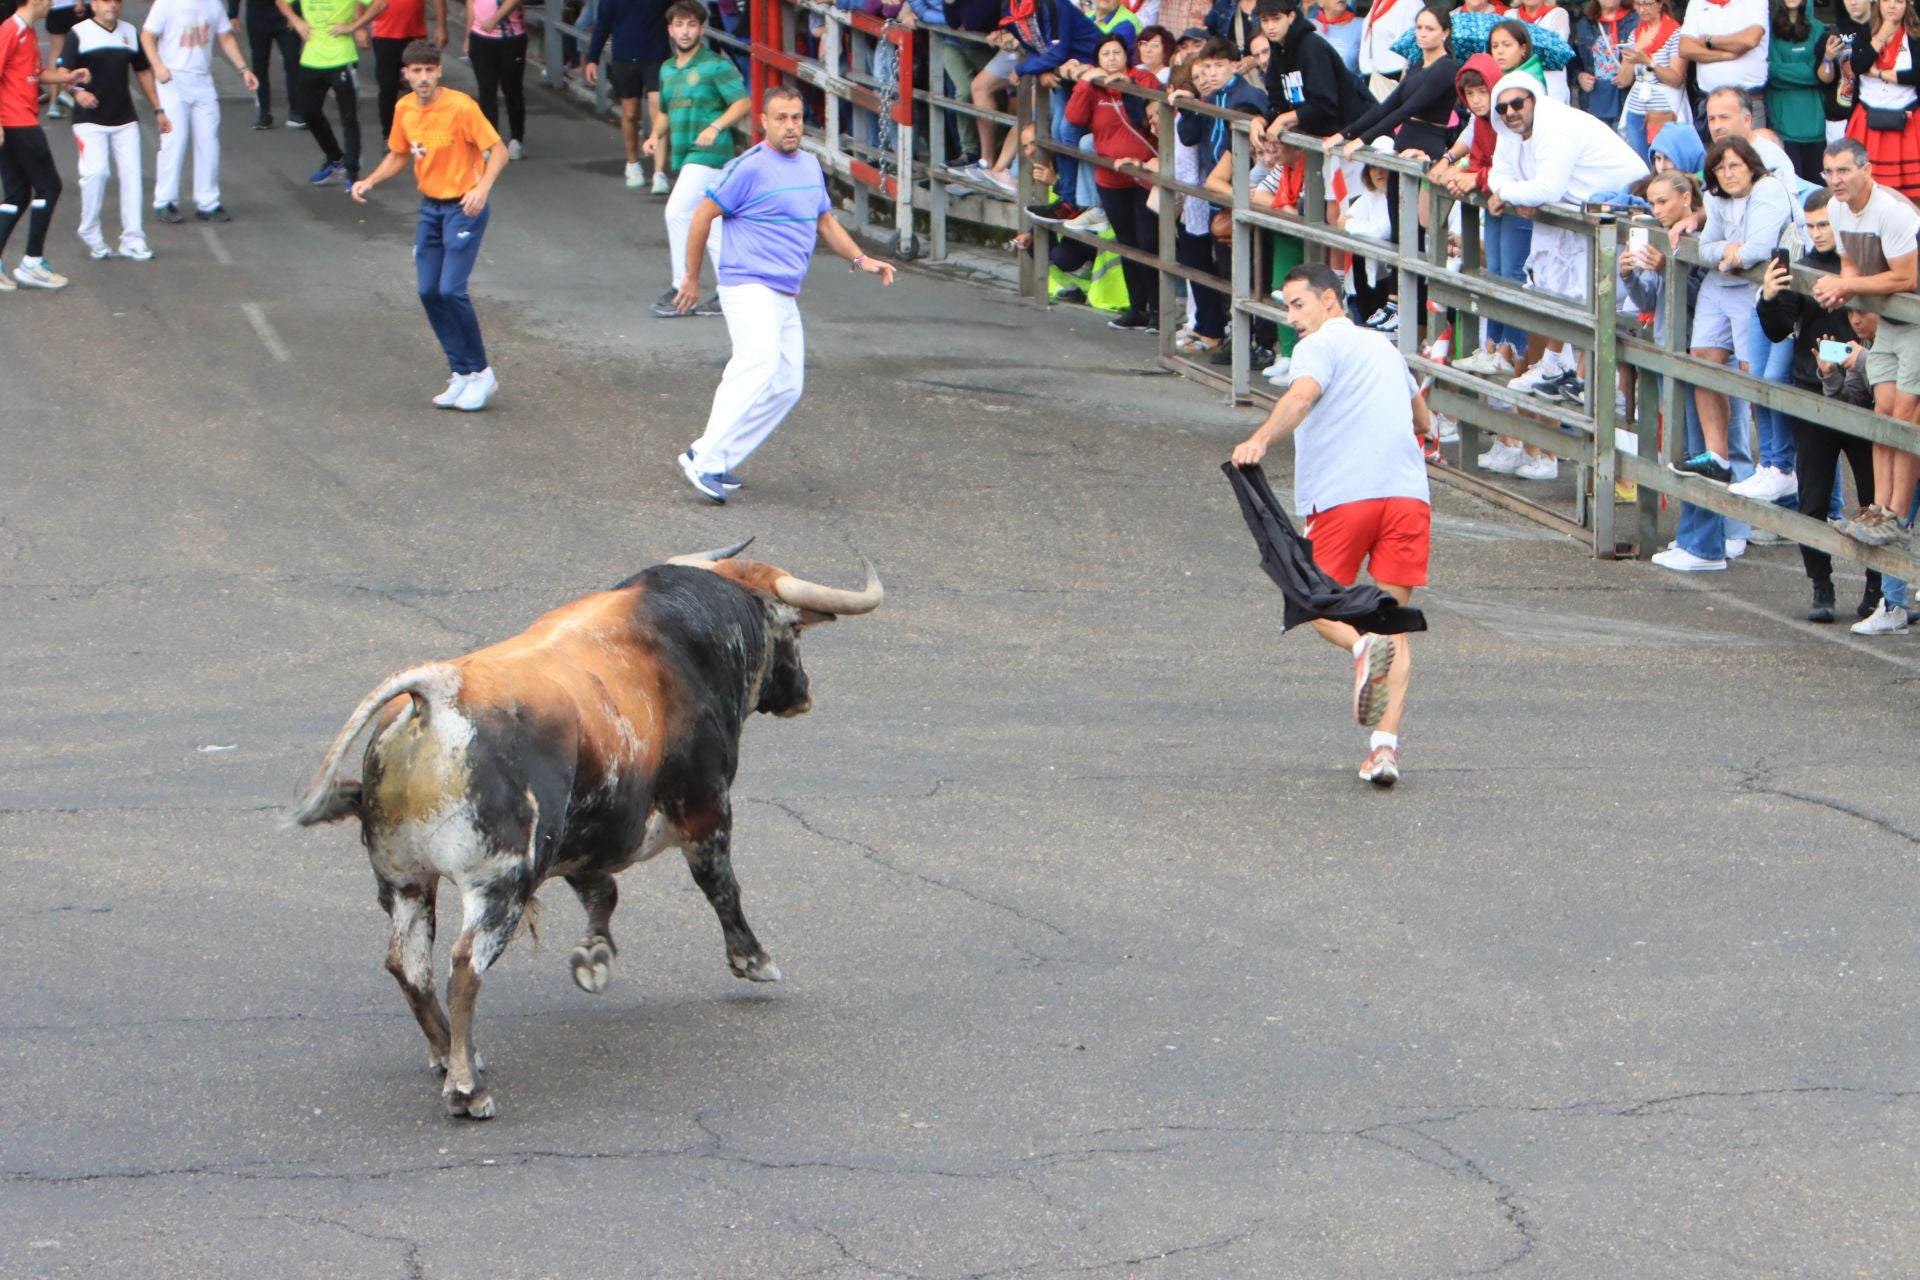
[
  {"left": 893, "top": 25, "right": 915, "bottom": 257},
  {"left": 1590, "top": 213, "right": 1620, "bottom": 558},
  {"left": 1017, "top": 77, "right": 1041, "bottom": 301},
  {"left": 1156, "top": 96, "right": 1177, "bottom": 363},
  {"left": 1230, "top": 124, "right": 1251, "bottom": 400},
  {"left": 928, "top": 27, "right": 948, "bottom": 261}
]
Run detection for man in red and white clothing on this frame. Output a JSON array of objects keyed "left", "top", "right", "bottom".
[
  {"left": 1679, "top": 0, "right": 1770, "bottom": 127},
  {"left": 1231, "top": 262, "right": 1431, "bottom": 787},
  {"left": 0, "top": 0, "right": 93, "bottom": 289}
]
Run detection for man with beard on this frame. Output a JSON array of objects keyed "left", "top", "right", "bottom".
[{"left": 645, "top": 0, "right": 745, "bottom": 319}]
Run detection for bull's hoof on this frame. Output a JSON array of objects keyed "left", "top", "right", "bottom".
[
  {"left": 570, "top": 939, "right": 614, "bottom": 994},
  {"left": 733, "top": 953, "right": 782, "bottom": 983},
  {"left": 444, "top": 1087, "right": 496, "bottom": 1120}
]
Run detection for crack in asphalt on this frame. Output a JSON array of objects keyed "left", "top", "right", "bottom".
[
  {"left": 277, "top": 1215, "right": 427, "bottom": 1280},
  {"left": 1733, "top": 763, "right": 1920, "bottom": 847},
  {"left": 745, "top": 797, "right": 1072, "bottom": 940}
]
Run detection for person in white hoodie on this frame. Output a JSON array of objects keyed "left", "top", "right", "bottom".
[{"left": 1486, "top": 70, "right": 1648, "bottom": 475}]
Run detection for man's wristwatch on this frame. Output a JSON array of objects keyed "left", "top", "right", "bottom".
[{"left": 850, "top": 255, "right": 864, "bottom": 271}]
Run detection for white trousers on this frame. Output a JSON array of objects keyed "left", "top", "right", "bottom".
[
  {"left": 74, "top": 121, "right": 145, "bottom": 252},
  {"left": 665, "top": 162, "right": 723, "bottom": 288},
  {"left": 688, "top": 282, "right": 804, "bottom": 474},
  {"left": 154, "top": 73, "right": 221, "bottom": 211}
]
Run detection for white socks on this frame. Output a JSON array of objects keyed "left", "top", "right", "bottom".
[{"left": 1370, "top": 731, "right": 1398, "bottom": 751}]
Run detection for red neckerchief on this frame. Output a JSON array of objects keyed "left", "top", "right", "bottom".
[
  {"left": 1635, "top": 12, "right": 1678, "bottom": 49},
  {"left": 1003, "top": 0, "right": 1039, "bottom": 45},
  {"left": 1364, "top": 0, "right": 1404, "bottom": 32},
  {"left": 1879, "top": 32, "right": 1906, "bottom": 69},
  {"left": 1315, "top": 6, "right": 1357, "bottom": 28},
  {"left": 1516, "top": 3, "right": 1554, "bottom": 22},
  {"left": 1598, "top": 10, "right": 1628, "bottom": 42}
]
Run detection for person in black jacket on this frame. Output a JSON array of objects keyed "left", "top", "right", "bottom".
[
  {"left": 1172, "top": 37, "right": 1270, "bottom": 358},
  {"left": 1252, "top": 0, "right": 1369, "bottom": 143},
  {"left": 1756, "top": 186, "right": 1885, "bottom": 621}
]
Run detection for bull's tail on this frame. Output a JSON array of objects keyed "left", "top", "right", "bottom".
[{"left": 286, "top": 664, "right": 459, "bottom": 828}]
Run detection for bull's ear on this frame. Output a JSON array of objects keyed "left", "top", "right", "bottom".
[{"left": 796, "top": 608, "right": 838, "bottom": 627}]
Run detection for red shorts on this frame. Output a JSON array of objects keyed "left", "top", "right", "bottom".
[{"left": 1303, "top": 497, "right": 1431, "bottom": 588}]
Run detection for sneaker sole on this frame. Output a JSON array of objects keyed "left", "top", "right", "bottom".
[
  {"left": 1361, "top": 762, "right": 1399, "bottom": 787},
  {"left": 1352, "top": 636, "right": 1395, "bottom": 728},
  {"left": 677, "top": 456, "right": 727, "bottom": 504}
]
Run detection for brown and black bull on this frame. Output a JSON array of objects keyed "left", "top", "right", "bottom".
[{"left": 288, "top": 539, "right": 881, "bottom": 1118}]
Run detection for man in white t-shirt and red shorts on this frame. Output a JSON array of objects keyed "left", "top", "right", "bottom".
[{"left": 1232, "top": 262, "right": 1432, "bottom": 786}]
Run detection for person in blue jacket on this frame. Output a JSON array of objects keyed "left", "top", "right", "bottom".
[
  {"left": 994, "top": 0, "right": 1102, "bottom": 210},
  {"left": 586, "top": 0, "right": 671, "bottom": 191}
]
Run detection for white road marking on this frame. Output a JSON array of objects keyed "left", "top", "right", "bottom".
[
  {"left": 241, "top": 303, "right": 290, "bottom": 363},
  {"left": 199, "top": 225, "right": 233, "bottom": 265}
]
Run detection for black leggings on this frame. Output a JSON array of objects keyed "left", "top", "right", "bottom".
[
  {"left": 250, "top": 20, "right": 303, "bottom": 119},
  {"left": 0, "top": 125, "right": 62, "bottom": 259},
  {"left": 1098, "top": 183, "right": 1159, "bottom": 317},
  {"left": 372, "top": 35, "right": 413, "bottom": 140},
  {"left": 1792, "top": 411, "right": 1882, "bottom": 593},
  {"left": 296, "top": 63, "right": 362, "bottom": 175},
  {"left": 469, "top": 32, "right": 527, "bottom": 143},
  {"left": 1781, "top": 139, "right": 1827, "bottom": 186}
]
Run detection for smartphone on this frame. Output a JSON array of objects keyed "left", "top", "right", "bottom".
[
  {"left": 1772, "top": 247, "right": 1792, "bottom": 273},
  {"left": 1818, "top": 339, "right": 1853, "bottom": 363},
  {"left": 1628, "top": 227, "right": 1650, "bottom": 252}
]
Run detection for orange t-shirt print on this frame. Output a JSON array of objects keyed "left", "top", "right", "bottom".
[{"left": 390, "top": 88, "right": 502, "bottom": 201}]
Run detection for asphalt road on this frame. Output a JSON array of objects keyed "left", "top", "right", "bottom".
[{"left": 3, "top": 44, "right": 1917, "bottom": 1280}]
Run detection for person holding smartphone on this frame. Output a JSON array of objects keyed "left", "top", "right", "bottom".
[{"left": 1757, "top": 186, "right": 1886, "bottom": 621}]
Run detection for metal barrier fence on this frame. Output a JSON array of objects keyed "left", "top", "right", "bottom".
[{"left": 525, "top": 2, "right": 1920, "bottom": 581}]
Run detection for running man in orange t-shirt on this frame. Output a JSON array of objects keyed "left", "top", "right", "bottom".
[{"left": 351, "top": 39, "right": 508, "bottom": 412}]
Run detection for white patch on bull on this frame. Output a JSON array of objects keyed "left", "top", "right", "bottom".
[
  {"left": 633, "top": 810, "right": 687, "bottom": 863},
  {"left": 522, "top": 788, "right": 540, "bottom": 868}
]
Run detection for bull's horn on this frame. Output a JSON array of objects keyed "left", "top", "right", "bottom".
[
  {"left": 667, "top": 535, "right": 756, "bottom": 566},
  {"left": 773, "top": 561, "right": 884, "bottom": 616}
]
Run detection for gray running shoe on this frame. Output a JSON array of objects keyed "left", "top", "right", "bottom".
[{"left": 650, "top": 288, "right": 688, "bottom": 318}]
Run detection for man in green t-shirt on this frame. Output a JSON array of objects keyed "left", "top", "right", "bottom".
[
  {"left": 278, "top": 0, "right": 372, "bottom": 185},
  {"left": 645, "top": 0, "right": 748, "bottom": 318}
]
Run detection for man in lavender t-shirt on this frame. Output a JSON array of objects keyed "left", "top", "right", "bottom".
[{"left": 673, "top": 84, "right": 896, "bottom": 503}]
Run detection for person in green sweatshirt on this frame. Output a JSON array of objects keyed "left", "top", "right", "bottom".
[{"left": 1768, "top": 0, "right": 1830, "bottom": 183}]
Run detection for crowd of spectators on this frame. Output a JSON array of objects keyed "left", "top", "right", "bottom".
[{"left": 859, "top": 0, "right": 1920, "bottom": 632}]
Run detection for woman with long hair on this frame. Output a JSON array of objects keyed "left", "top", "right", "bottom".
[
  {"left": 1616, "top": 0, "right": 1688, "bottom": 162},
  {"left": 1574, "top": 0, "right": 1636, "bottom": 125},
  {"left": 1770, "top": 0, "right": 1831, "bottom": 182},
  {"left": 1844, "top": 0, "right": 1920, "bottom": 198}
]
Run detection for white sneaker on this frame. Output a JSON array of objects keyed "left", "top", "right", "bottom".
[
  {"left": 1064, "top": 205, "right": 1109, "bottom": 232},
  {"left": 1851, "top": 601, "right": 1911, "bottom": 635},
  {"left": 14, "top": 260, "right": 69, "bottom": 289},
  {"left": 433, "top": 373, "right": 473, "bottom": 408},
  {"left": 507, "top": 139, "right": 524, "bottom": 161},
  {"left": 651, "top": 170, "right": 671, "bottom": 195},
  {"left": 1651, "top": 546, "right": 1728, "bottom": 572},
  {"left": 453, "top": 367, "right": 497, "bottom": 412},
  {"left": 1262, "top": 356, "right": 1291, "bottom": 383},
  {"left": 1432, "top": 413, "right": 1459, "bottom": 443},
  {"left": 121, "top": 242, "right": 153, "bottom": 261},
  {"left": 625, "top": 161, "right": 644, "bottom": 188},
  {"left": 1507, "top": 363, "right": 1557, "bottom": 396},
  {"left": 1727, "top": 465, "right": 1799, "bottom": 502},
  {"left": 1454, "top": 348, "right": 1513, "bottom": 376},
  {"left": 84, "top": 240, "right": 114, "bottom": 260},
  {"left": 0, "top": 268, "right": 15, "bottom": 292},
  {"left": 1515, "top": 454, "right": 1559, "bottom": 481},
  {"left": 1480, "top": 443, "right": 1526, "bottom": 474},
  {"left": 985, "top": 168, "right": 1018, "bottom": 193},
  {"left": 1724, "top": 537, "right": 1747, "bottom": 559}
]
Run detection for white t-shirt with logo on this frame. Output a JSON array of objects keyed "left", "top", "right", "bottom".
[
  {"left": 1286, "top": 317, "right": 1431, "bottom": 515},
  {"left": 143, "top": 0, "right": 231, "bottom": 78},
  {"left": 1682, "top": 0, "right": 1769, "bottom": 94}
]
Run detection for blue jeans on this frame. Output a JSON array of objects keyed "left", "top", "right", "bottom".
[
  {"left": 1746, "top": 308, "right": 1798, "bottom": 491},
  {"left": 415, "top": 197, "right": 490, "bottom": 375},
  {"left": 1050, "top": 86, "right": 1078, "bottom": 204},
  {"left": 1883, "top": 488, "right": 1920, "bottom": 608},
  {"left": 1675, "top": 377, "right": 1754, "bottom": 560},
  {"left": 1622, "top": 110, "right": 1651, "bottom": 165},
  {"left": 1484, "top": 211, "right": 1532, "bottom": 351}
]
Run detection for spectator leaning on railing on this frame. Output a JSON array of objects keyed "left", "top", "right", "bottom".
[
  {"left": 1755, "top": 185, "right": 1888, "bottom": 619},
  {"left": 1063, "top": 33, "right": 1162, "bottom": 331},
  {"left": 1815, "top": 136, "right": 1920, "bottom": 554},
  {"left": 998, "top": 0, "right": 1103, "bottom": 216},
  {"left": 1169, "top": 35, "right": 1266, "bottom": 355}
]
